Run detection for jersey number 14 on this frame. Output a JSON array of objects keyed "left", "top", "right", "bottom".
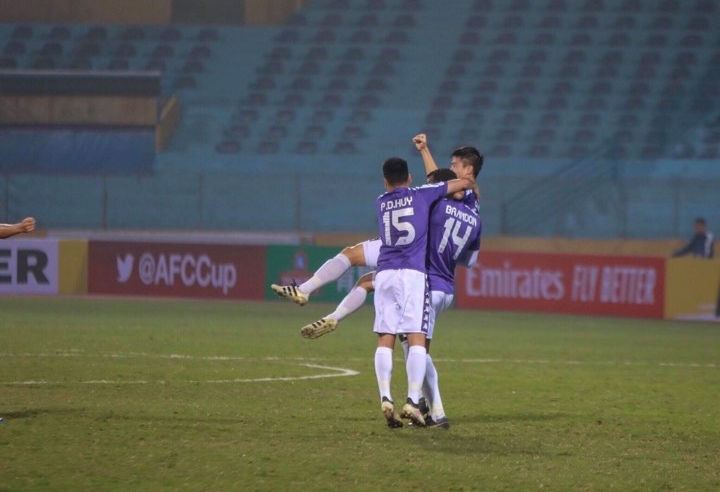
[{"left": 438, "top": 217, "right": 472, "bottom": 260}]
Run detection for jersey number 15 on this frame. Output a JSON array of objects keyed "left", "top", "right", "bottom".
[{"left": 382, "top": 208, "right": 416, "bottom": 246}]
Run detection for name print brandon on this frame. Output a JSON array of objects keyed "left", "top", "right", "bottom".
[{"left": 445, "top": 203, "right": 479, "bottom": 228}]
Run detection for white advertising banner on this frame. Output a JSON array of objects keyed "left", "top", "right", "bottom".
[{"left": 0, "top": 239, "right": 59, "bottom": 295}]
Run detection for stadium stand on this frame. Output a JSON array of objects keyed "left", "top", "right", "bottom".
[
  {"left": 1, "top": 0, "right": 719, "bottom": 236},
  {"left": 201, "top": 0, "right": 720, "bottom": 167},
  {"left": 0, "top": 23, "right": 224, "bottom": 97}
]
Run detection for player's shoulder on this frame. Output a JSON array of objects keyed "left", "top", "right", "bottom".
[
  {"left": 460, "top": 200, "right": 480, "bottom": 215},
  {"left": 411, "top": 182, "right": 446, "bottom": 194}
]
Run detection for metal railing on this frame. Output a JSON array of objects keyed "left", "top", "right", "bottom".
[
  {"left": 3, "top": 169, "right": 719, "bottom": 239},
  {"left": 500, "top": 144, "right": 624, "bottom": 237}
]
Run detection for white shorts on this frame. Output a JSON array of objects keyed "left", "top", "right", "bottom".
[
  {"left": 373, "top": 269, "right": 429, "bottom": 335},
  {"left": 362, "top": 239, "right": 382, "bottom": 269},
  {"left": 427, "top": 291, "right": 454, "bottom": 340}
]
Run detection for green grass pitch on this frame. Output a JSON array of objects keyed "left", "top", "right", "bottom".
[{"left": 1, "top": 296, "right": 719, "bottom": 492}]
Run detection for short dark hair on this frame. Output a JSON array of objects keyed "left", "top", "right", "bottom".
[
  {"left": 695, "top": 217, "right": 707, "bottom": 226},
  {"left": 452, "top": 146, "right": 483, "bottom": 178},
  {"left": 427, "top": 168, "right": 457, "bottom": 184},
  {"left": 382, "top": 157, "right": 409, "bottom": 186}
]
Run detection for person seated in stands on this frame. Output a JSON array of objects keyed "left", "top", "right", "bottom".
[{"left": 672, "top": 217, "right": 714, "bottom": 259}]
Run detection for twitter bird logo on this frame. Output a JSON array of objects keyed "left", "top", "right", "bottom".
[{"left": 116, "top": 254, "right": 134, "bottom": 283}]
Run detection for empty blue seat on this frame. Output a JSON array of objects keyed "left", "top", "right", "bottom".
[
  {"left": 333, "top": 142, "right": 358, "bottom": 154},
  {"left": 582, "top": 0, "right": 606, "bottom": 11},
  {"left": 120, "top": 26, "right": 145, "bottom": 41},
  {"left": 107, "top": 58, "right": 130, "bottom": 70},
  {"left": 68, "top": 57, "right": 92, "bottom": 69},
  {"left": 545, "top": 0, "right": 568, "bottom": 11},
  {"left": 349, "top": 109, "right": 371, "bottom": 123},
  {"left": 160, "top": 27, "right": 182, "bottom": 41},
  {"left": 83, "top": 26, "right": 108, "bottom": 41},
  {"left": 274, "top": 109, "right": 295, "bottom": 123},
  {"left": 3, "top": 40, "right": 25, "bottom": 55},
  {"left": 76, "top": 42, "right": 101, "bottom": 57},
  {"left": 145, "top": 58, "right": 167, "bottom": 71},
  {"left": 289, "top": 76, "right": 312, "bottom": 90},
  {"left": 224, "top": 123, "right": 251, "bottom": 138},
  {"left": 181, "top": 59, "right": 204, "bottom": 73},
  {"left": 398, "top": 0, "right": 423, "bottom": 8},
  {"left": 196, "top": 28, "right": 219, "bottom": 41},
  {"left": 172, "top": 76, "right": 196, "bottom": 92},
  {"left": 354, "top": 13, "right": 380, "bottom": 27},
  {"left": 114, "top": 43, "right": 137, "bottom": 57},
  {"left": 10, "top": 25, "right": 33, "bottom": 39},
  {"left": 0, "top": 56, "right": 18, "bottom": 68},
  {"left": 326, "top": 77, "right": 349, "bottom": 91},
  {"left": 295, "top": 141, "right": 318, "bottom": 154},
  {"left": 255, "top": 141, "right": 279, "bottom": 154},
  {"left": 318, "top": 92, "right": 343, "bottom": 108},
  {"left": 215, "top": 140, "right": 241, "bottom": 154},
  {"left": 151, "top": 44, "right": 174, "bottom": 58},
  {"left": 694, "top": 0, "right": 716, "bottom": 13},
  {"left": 47, "top": 26, "right": 71, "bottom": 40},
  {"left": 320, "top": 13, "right": 344, "bottom": 26},
  {"left": 304, "top": 124, "right": 327, "bottom": 139},
  {"left": 365, "top": 0, "right": 386, "bottom": 9},
  {"left": 311, "top": 29, "right": 336, "bottom": 43}
]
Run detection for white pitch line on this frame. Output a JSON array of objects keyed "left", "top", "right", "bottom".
[
  {"left": 0, "top": 363, "right": 359, "bottom": 386},
  {"left": 431, "top": 358, "right": 718, "bottom": 368},
  {"left": 0, "top": 352, "right": 717, "bottom": 369}
]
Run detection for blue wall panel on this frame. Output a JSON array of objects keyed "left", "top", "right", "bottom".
[{"left": 0, "top": 127, "right": 155, "bottom": 175}]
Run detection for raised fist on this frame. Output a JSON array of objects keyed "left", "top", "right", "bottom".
[
  {"left": 413, "top": 133, "right": 427, "bottom": 151},
  {"left": 20, "top": 217, "right": 36, "bottom": 233}
]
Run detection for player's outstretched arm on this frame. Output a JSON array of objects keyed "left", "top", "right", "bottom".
[
  {"left": 413, "top": 134, "right": 440, "bottom": 176},
  {"left": 0, "top": 217, "right": 36, "bottom": 239},
  {"left": 446, "top": 178, "right": 474, "bottom": 196}
]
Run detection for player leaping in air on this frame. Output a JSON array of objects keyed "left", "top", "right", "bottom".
[{"left": 270, "top": 133, "right": 480, "bottom": 311}]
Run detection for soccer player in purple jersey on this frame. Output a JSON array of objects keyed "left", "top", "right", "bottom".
[
  {"left": 302, "top": 168, "right": 482, "bottom": 429},
  {"left": 372, "top": 157, "right": 474, "bottom": 428},
  {"left": 416, "top": 167, "right": 481, "bottom": 427}
]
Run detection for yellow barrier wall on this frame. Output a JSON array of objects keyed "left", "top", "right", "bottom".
[
  {"left": 0, "top": 96, "right": 157, "bottom": 126},
  {"left": 58, "top": 239, "right": 88, "bottom": 295},
  {"left": 313, "top": 233, "right": 686, "bottom": 257},
  {"left": 156, "top": 96, "right": 181, "bottom": 151},
  {"left": 0, "top": 0, "right": 171, "bottom": 24},
  {"left": 664, "top": 258, "right": 720, "bottom": 320},
  {"left": 244, "top": 0, "right": 304, "bottom": 25}
]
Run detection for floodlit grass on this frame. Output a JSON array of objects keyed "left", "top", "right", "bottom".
[{"left": 1, "top": 296, "right": 719, "bottom": 492}]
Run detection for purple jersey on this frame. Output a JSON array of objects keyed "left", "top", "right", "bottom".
[
  {"left": 427, "top": 196, "right": 482, "bottom": 294},
  {"left": 463, "top": 189, "right": 479, "bottom": 214},
  {"left": 376, "top": 182, "right": 449, "bottom": 273}
]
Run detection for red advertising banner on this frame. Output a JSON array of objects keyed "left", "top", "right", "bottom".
[
  {"left": 456, "top": 251, "right": 666, "bottom": 319},
  {"left": 88, "top": 241, "right": 266, "bottom": 300}
]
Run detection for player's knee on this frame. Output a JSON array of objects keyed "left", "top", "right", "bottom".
[
  {"left": 356, "top": 272, "right": 375, "bottom": 292},
  {"left": 341, "top": 244, "right": 365, "bottom": 266}
]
